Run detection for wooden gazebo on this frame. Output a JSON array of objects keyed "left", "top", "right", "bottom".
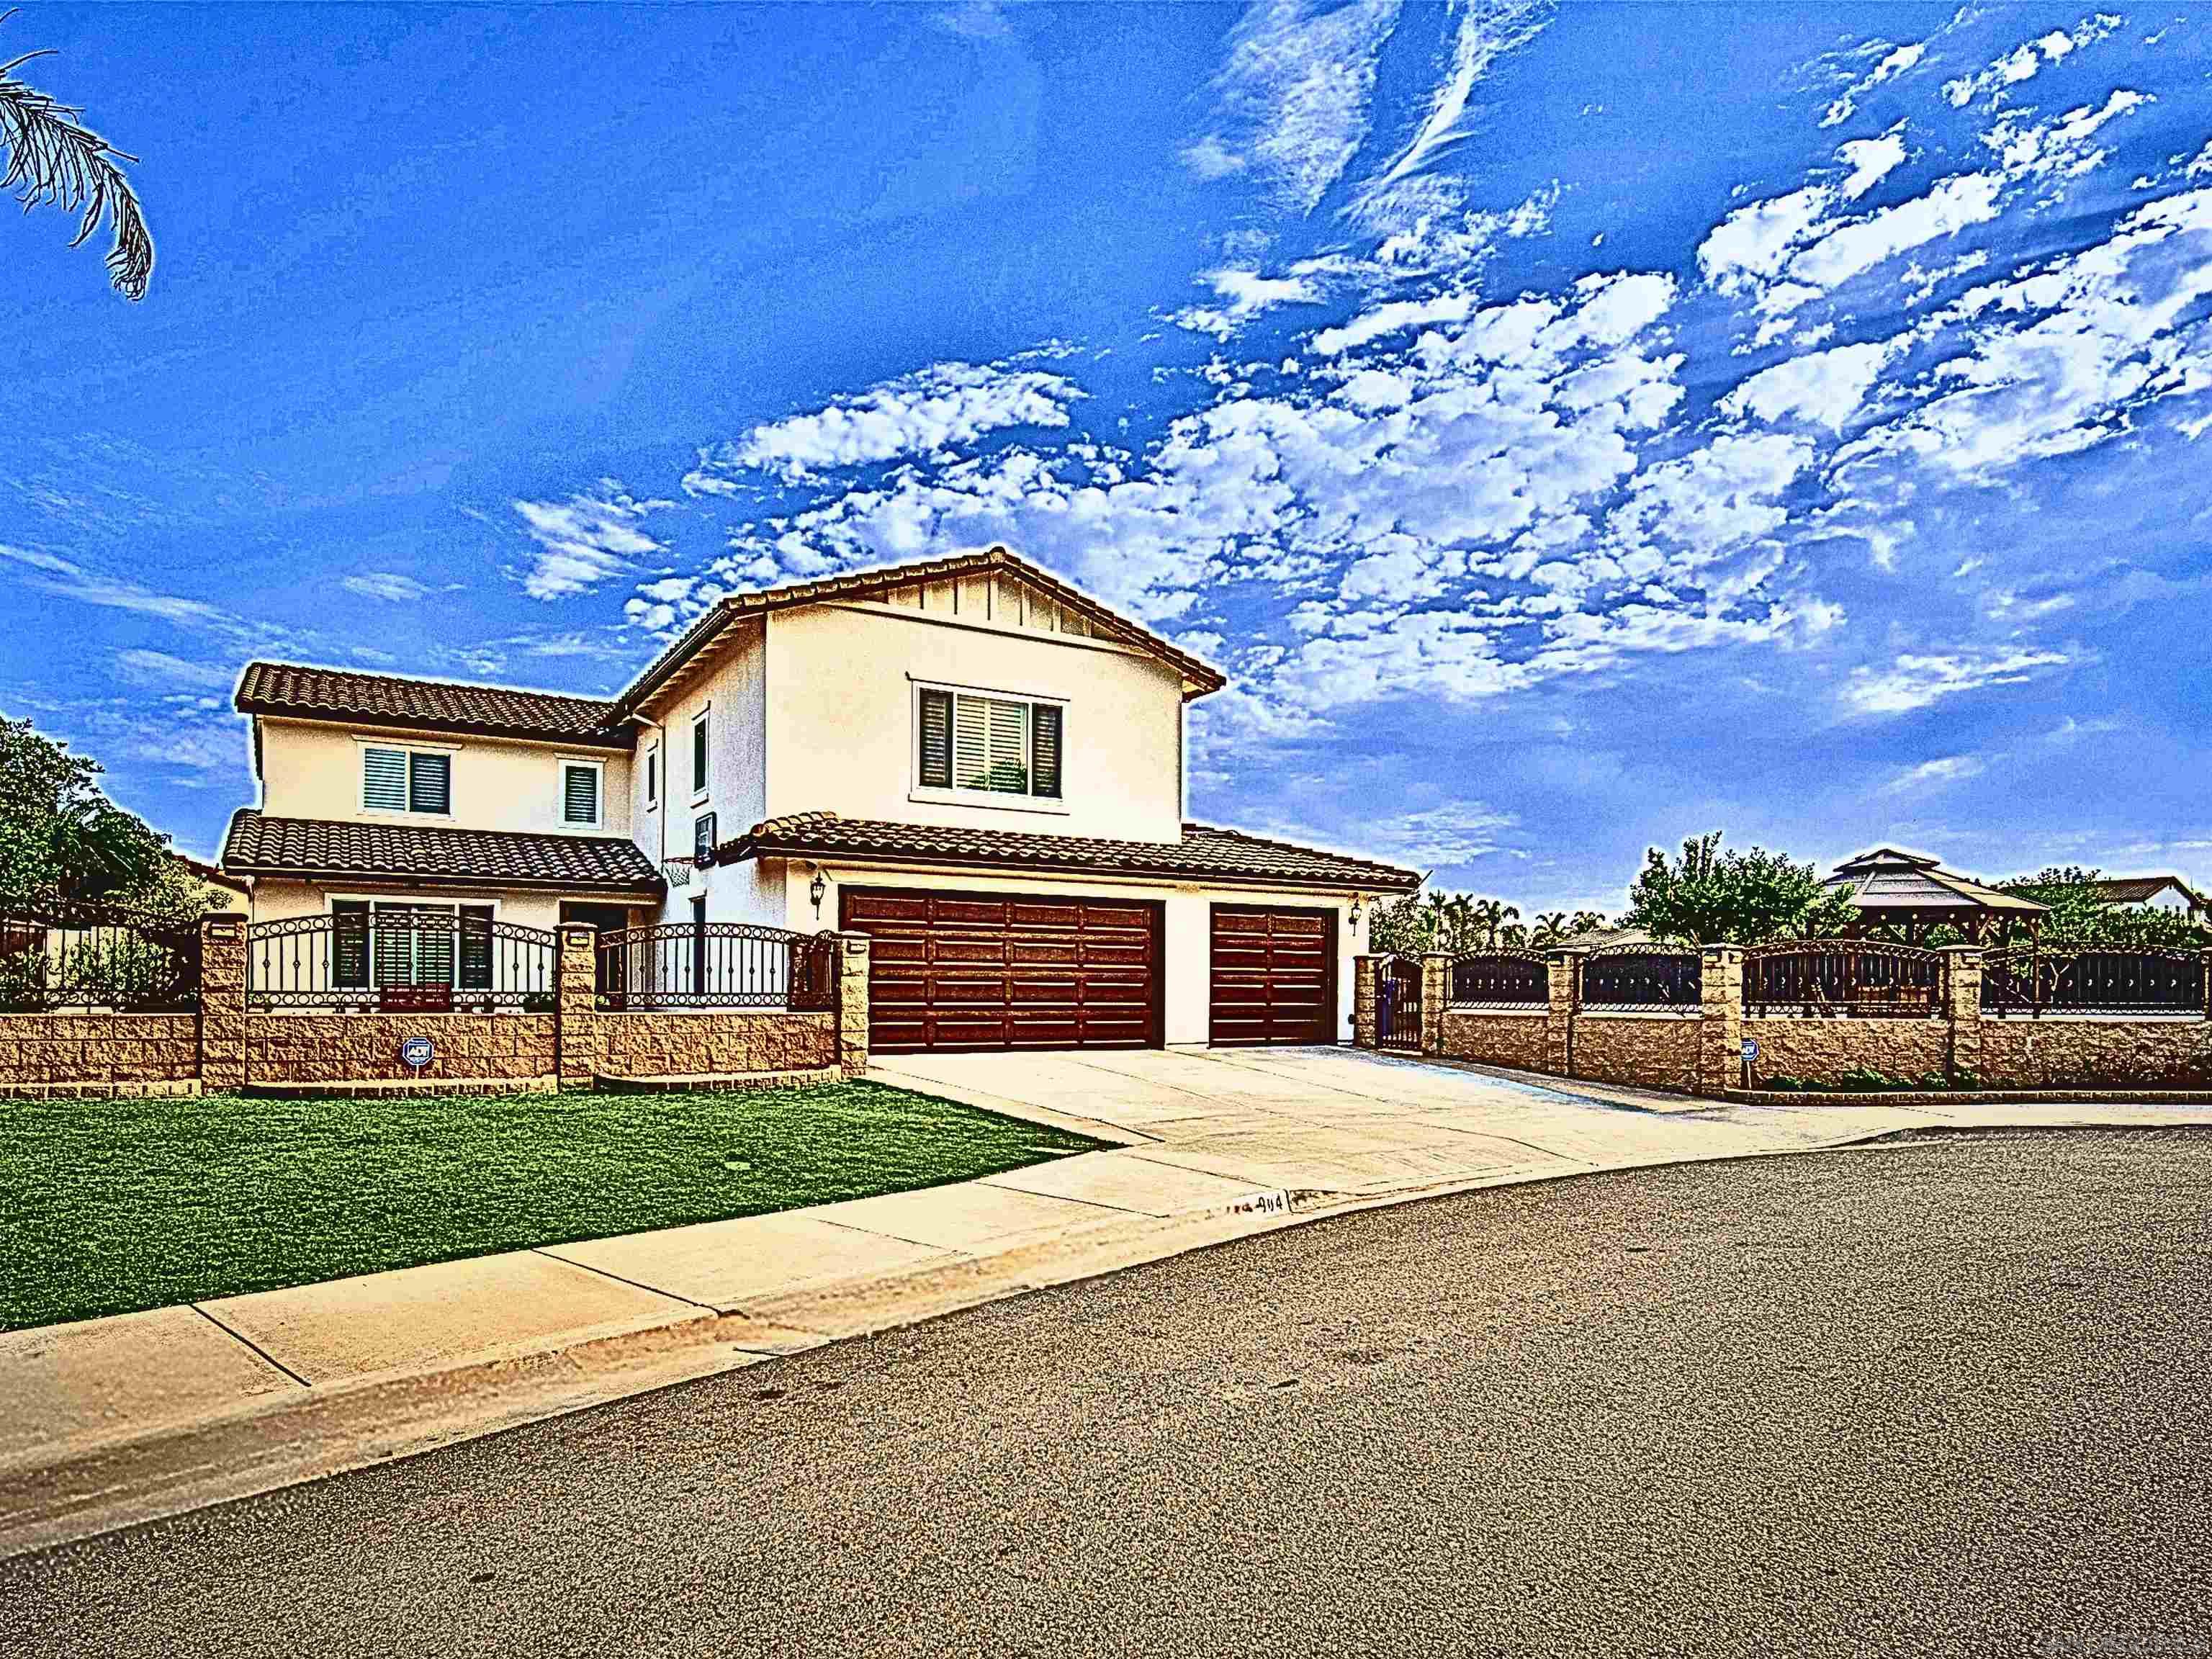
[{"left": 1823, "top": 848, "right": 2048, "bottom": 945}]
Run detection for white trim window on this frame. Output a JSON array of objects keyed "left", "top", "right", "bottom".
[
  {"left": 561, "top": 759, "right": 603, "bottom": 828},
  {"left": 691, "top": 708, "right": 711, "bottom": 801},
  {"left": 329, "top": 899, "right": 495, "bottom": 991},
  {"left": 915, "top": 685, "right": 1063, "bottom": 801},
  {"left": 361, "top": 745, "right": 451, "bottom": 816},
  {"left": 644, "top": 743, "right": 659, "bottom": 809}
]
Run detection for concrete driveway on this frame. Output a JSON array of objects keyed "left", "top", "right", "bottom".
[{"left": 868, "top": 1044, "right": 1776, "bottom": 1204}]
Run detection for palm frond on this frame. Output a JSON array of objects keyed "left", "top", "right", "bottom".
[{"left": 0, "top": 14, "right": 152, "bottom": 300}]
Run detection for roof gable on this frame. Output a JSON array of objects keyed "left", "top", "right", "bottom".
[{"left": 616, "top": 547, "right": 1227, "bottom": 716}]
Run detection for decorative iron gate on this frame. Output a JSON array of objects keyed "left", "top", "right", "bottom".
[{"left": 1377, "top": 956, "right": 1422, "bottom": 1051}]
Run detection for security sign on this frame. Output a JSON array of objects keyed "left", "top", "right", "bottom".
[
  {"left": 1740, "top": 1038, "right": 1758, "bottom": 1061},
  {"left": 400, "top": 1035, "right": 436, "bottom": 1073}
]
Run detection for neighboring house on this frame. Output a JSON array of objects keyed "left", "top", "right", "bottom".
[
  {"left": 221, "top": 547, "right": 1419, "bottom": 1051},
  {"left": 171, "top": 853, "right": 250, "bottom": 912},
  {"left": 2085, "top": 875, "right": 2208, "bottom": 922}
]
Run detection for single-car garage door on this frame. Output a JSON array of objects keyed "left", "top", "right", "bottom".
[
  {"left": 1209, "top": 904, "right": 1338, "bottom": 1046},
  {"left": 841, "top": 887, "right": 1162, "bottom": 1053}
]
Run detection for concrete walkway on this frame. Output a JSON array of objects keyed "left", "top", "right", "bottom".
[{"left": 5, "top": 1046, "right": 2209, "bottom": 1558}]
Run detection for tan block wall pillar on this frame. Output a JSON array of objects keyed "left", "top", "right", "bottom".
[
  {"left": 1352, "top": 955, "right": 1381, "bottom": 1049},
  {"left": 557, "top": 924, "right": 599, "bottom": 1090},
  {"left": 199, "top": 913, "right": 248, "bottom": 1091},
  {"left": 1420, "top": 953, "right": 1451, "bottom": 1056},
  {"left": 835, "top": 932, "right": 872, "bottom": 1076},
  {"left": 1943, "top": 945, "right": 1983, "bottom": 1084},
  {"left": 1698, "top": 945, "right": 1745, "bottom": 1097},
  {"left": 1545, "top": 951, "right": 1580, "bottom": 1076}
]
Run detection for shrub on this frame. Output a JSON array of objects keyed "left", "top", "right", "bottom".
[
  {"left": 1761, "top": 1074, "right": 1807, "bottom": 1092},
  {"left": 1835, "top": 1066, "right": 1904, "bottom": 1092}
]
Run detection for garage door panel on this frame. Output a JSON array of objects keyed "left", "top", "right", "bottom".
[
  {"left": 842, "top": 886, "right": 1161, "bottom": 1054},
  {"left": 1209, "top": 904, "right": 1336, "bottom": 1047}
]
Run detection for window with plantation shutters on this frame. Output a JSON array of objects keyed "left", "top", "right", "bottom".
[
  {"left": 408, "top": 752, "right": 450, "bottom": 815},
  {"left": 364, "top": 745, "right": 451, "bottom": 814},
  {"left": 362, "top": 747, "right": 408, "bottom": 812},
  {"left": 562, "top": 763, "right": 601, "bottom": 826},
  {"left": 919, "top": 687, "right": 1066, "bottom": 801}
]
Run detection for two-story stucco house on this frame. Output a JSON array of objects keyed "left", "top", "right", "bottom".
[{"left": 221, "top": 547, "right": 1419, "bottom": 1051}]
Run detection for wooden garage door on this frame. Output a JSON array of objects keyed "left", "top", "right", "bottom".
[
  {"left": 1209, "top": 904, "right": 1337, "bottom": 1046},
  {"left": 840, "top": 887, "right": 1162, "bottom": 1054}
]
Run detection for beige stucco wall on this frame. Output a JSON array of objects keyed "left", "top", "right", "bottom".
[
  {"left": 255, "top": 717, "right": 633, "bottom": 842},
  {"left": 785, "top": 861, "right": 1367, "bottom": 1046},
  {"left": 763, "top": 592, "right": 1187, "bottom": 845},
  {"left": 242, "top": 877, "right": 569, "bottom": 932},
  {"left": 1743, "top": 1015, "right": 1951, "bottom": 1086},
  {"left": 1438, "top": 1008, "right": 1550, "bottom": 1071},
  {"left": 1980, "top": 1016, "right": 2212, "bottom": 1088},
  {"left": 0, "top": 1012, "right": 199, "bottom": 1086}
]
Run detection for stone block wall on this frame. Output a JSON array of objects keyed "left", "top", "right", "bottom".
[
  {"left": 588, "top": 1010, "right": 837, "bottom": 1079},
  {"left": 1573, "top": 1014, "right": 1703, "bottom": 1094},
  {"left": 0, "top": 1013, "right": 199, "bottom": 1089},
  {"left": 1436, "top": 1008, "right": 1549, "bottom": 1071},
  {"left": 245, "top": 1012, "right": 558, "bottom": 1085},
  {"left": 1744, "top": 1015, "right": 1950, "bottom": 1087},
  {"left": 1979, "top": 1017, "right": 2212, "bottom": 1089}
]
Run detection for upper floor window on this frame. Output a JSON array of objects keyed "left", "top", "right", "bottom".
[
  {"left": 644, "top": 745, "right": 659, "bottom": 808},
  {"left": 562, "top": 761, "right": 602, "bottom": 827},
  {"left": 917, "top": 687, "right": 1063, "bottom": 801},
  {"left": 362, "top": 745, "right": 450, "bottom": 815},
  {"left": 691, "top": 709, "right": 710, "bottom": 798}
]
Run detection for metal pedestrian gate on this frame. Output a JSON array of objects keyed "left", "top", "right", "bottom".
[{"left": 1378, "top": 956, "right": 1422, "bottom": 1052}]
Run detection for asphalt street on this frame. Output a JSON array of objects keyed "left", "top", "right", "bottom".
[{"left": 6, "top": 1128, "right": 2210, "bottom": 1658}]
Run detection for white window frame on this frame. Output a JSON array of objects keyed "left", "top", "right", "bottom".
[
  {"left": 643, "top": 742, "right": 659, "bottom": 809},
  {"left": 559, "top": 757, "right": 606, "bottom": 830},
  {"left": 691, "top": 706, "right": 712, "bottom": 804},
  {"left": 907, "top": 678, "right": 1070, "bottom": 816},
  {"left": 354, "top": 737, "right": 459, "bottom": 818}
]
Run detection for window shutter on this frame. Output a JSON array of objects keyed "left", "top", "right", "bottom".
[
  {"left": 1031, "top": 703, "right": 1061, "bottom": 799},
  {"left": 986, "top": 698, "right": 1028, "bottom": 793},
  {"left": 408, "top": 752, "right": 451, "bottom": 815},
  {"left": 918, "top": 690, "right": 953, "bottom": 788},
  {"left": 953, "top": 695, "right": 991, "bottom": 790},
  {"left": 333, "top": 902, "right": 370, "bottom": 989},
  {"left": 373, "top": 906, "right": 414, "bottom": 986},
  {"left": 362, "top": 747, "right": 406, "bottom": 812},
  {"left": 564, "top": 765, "right": 599, "bottom": 825},
  {"left": 459, "top": 906, "right": 494, "bottom": 989}
]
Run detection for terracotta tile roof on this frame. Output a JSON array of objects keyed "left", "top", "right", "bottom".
[
  {"left": 721, "top": 811, "right": 1419, "bottom": 893},
  {"left": 222, "top": 811, "right": 664, "bottom": 893},
  {"left": 617, "top": 545, "right": 1228, "bottom": 713},
  {"left": 236, "top": 662, "right": 629, "bottom": 748}
]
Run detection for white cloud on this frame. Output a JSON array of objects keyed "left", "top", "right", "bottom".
[
  {"left": 0, "top": 543, "right": 245, "bottom": 636},
  {"left": 1180, "top": 135, "right": 1247, "bottom": 180},
  {"left": 1836, "top": 132, "right": 1908, "bottom": 199},
  {"left": 1310, "top": 290, "right": 1473, "bottom": 355},
  {"left": 1719, "top": 339, "right": 1895, "bottom": 431},
  {"left": 1786, "top": 171, "right": 2002, "bottom": 290},
  {"left": 1359, "top": 0, "right": 1551, "bottom": 203},
  {"left": 1172, "top": 267, "right": 1323, "bottom": 338},
  {"left": 1203, "top": 0, "right": 1406, "bottom": 214},
  {"left": 1842, "top": 649, "right": 2069, "bottom": 714},
  {"left": 341, "top": 572, "right": 428, "bottom": 602},
  {"left": 112, "top": 649, "right": 235, "bottom": 690},
  {"left": 1360, "top": 801, "right": 1519, "bottom": 866},
  {"left": 1942, "top": 14, "right": 2123, "bottom": 109},
  {"left": 1821, "top": 40, "right": 1928, "bottom": 129},
  {"left": 1883, "top": 754, "right": 1987, "bottom": 793},
  {"left": 511, "top": 484, "right": 667, "bottom": 601},
  {"left": 691, "top": 361, "right": 1087, "bottom": 486}
]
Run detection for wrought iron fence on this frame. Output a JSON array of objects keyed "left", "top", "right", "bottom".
[
  {"left": 247, "top": 910, "right": 558, "bottom": 1011},
  {"left": 1982, "top": 948, "right": 2209, "bottom": 1017},
  {"left": 1579, "top": 948, "right": 1702, "bottom": 1011},
  {"left": 595, "top": 922, "right": 837, "bottom": 1011},
  {"left": 1376, "top": 956, "right": 1423, "bottom": 1051},
  {"left": 0, "top": 898, "right": 202, "bottom": 1012},
  {"left": 1745, "top": 940, "right": 1946, "bottom": 1018},
  {"left": 1447, "top": 950, "right": 1548, "bottom": 1007}
]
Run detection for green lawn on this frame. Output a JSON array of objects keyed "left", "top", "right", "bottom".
[{"left": 0, "top": 1082, "right": 1104, "bottom": 1331}]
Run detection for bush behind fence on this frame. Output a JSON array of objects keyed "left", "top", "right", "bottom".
[{"left": 0, "top": 899, "right": 202, "bottom": 1013}]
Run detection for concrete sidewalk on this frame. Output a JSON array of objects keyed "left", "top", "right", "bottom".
[{"left": 5, "top": 1045, "right": 2209, "bottom": 1558}]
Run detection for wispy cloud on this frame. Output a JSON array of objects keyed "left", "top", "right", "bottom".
[
  {"left": 341, "top": 571, "right": 430, "bottom": 602},
  {"left": 1882, "top": 754, "right": 1987, "bottom": 793},
  {"left": 1843, "top": 650, "right": 2070, "bottom": 715},
  {"left": 511, "top": 482, "right": 670, "bottom": 601},
  {"left": 113, "top": 649, "right": 235, "bottom": 691},
  {"left": 0, "top": 543, "right": 248, "bottom": 637}
]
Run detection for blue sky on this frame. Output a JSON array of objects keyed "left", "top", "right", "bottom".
[{"left": 8, "top": 1, "right": 2212, "bottom": 913}]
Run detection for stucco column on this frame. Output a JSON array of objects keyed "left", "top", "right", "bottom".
[
  {"left": 557, "top": 923, "right": 599, "bottom": 1091},
  {"left": 198, "top": 913, "right": 248, "bottom": 1092},
  {"left": 834, "top": 932, "right": 872, "bottom": 1076},
  {"left": 1352, "top": 955, "right": 1382, "bottom": 1049},
  {"left": 1943, "top": 945, "right": 1983, "bottom": 1086},
  {"left": 1698, "top": 945, "right": 1744, "bottom": 1097},
  {"left": 1544, "top": 950, "right": 1580, "bottom": 1077},
  {"left": 1420, "top": 953, "right": 1451, "bottom": 1056}
]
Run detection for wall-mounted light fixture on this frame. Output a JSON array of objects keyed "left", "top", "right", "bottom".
[
  {"left": 1349, "top": 893, "right": 1364, "bottom": 928},
  {"left": 809, "top": 868, "right": 827, "bottom": 920}
]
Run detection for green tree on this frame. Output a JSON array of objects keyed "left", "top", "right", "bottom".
[
  {"left": 1368, "top": 889, "right": 1529, "bottom": 956},
  {"left": 0, "top": 716, "right": 179, "bottom": 905},
  {"left": 1569, "top": 909, "right": 1607, "bottom": 934},
  {"left": 1531, "top": 910, "right": 1568, "bottom": 946},
  {"left": 1, "top": 12, "right": 153, "bottom": 299},
  {"left": 1997, "top": 867, "right": 2209, "bottom": 950},
  {"left": 1624, "top": 832, "right": 1856, "bottom": 945}
]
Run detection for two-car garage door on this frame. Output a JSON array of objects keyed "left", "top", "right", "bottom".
[{"left": 841, "top": 886, "right": 1338, "bottom": 1055}]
